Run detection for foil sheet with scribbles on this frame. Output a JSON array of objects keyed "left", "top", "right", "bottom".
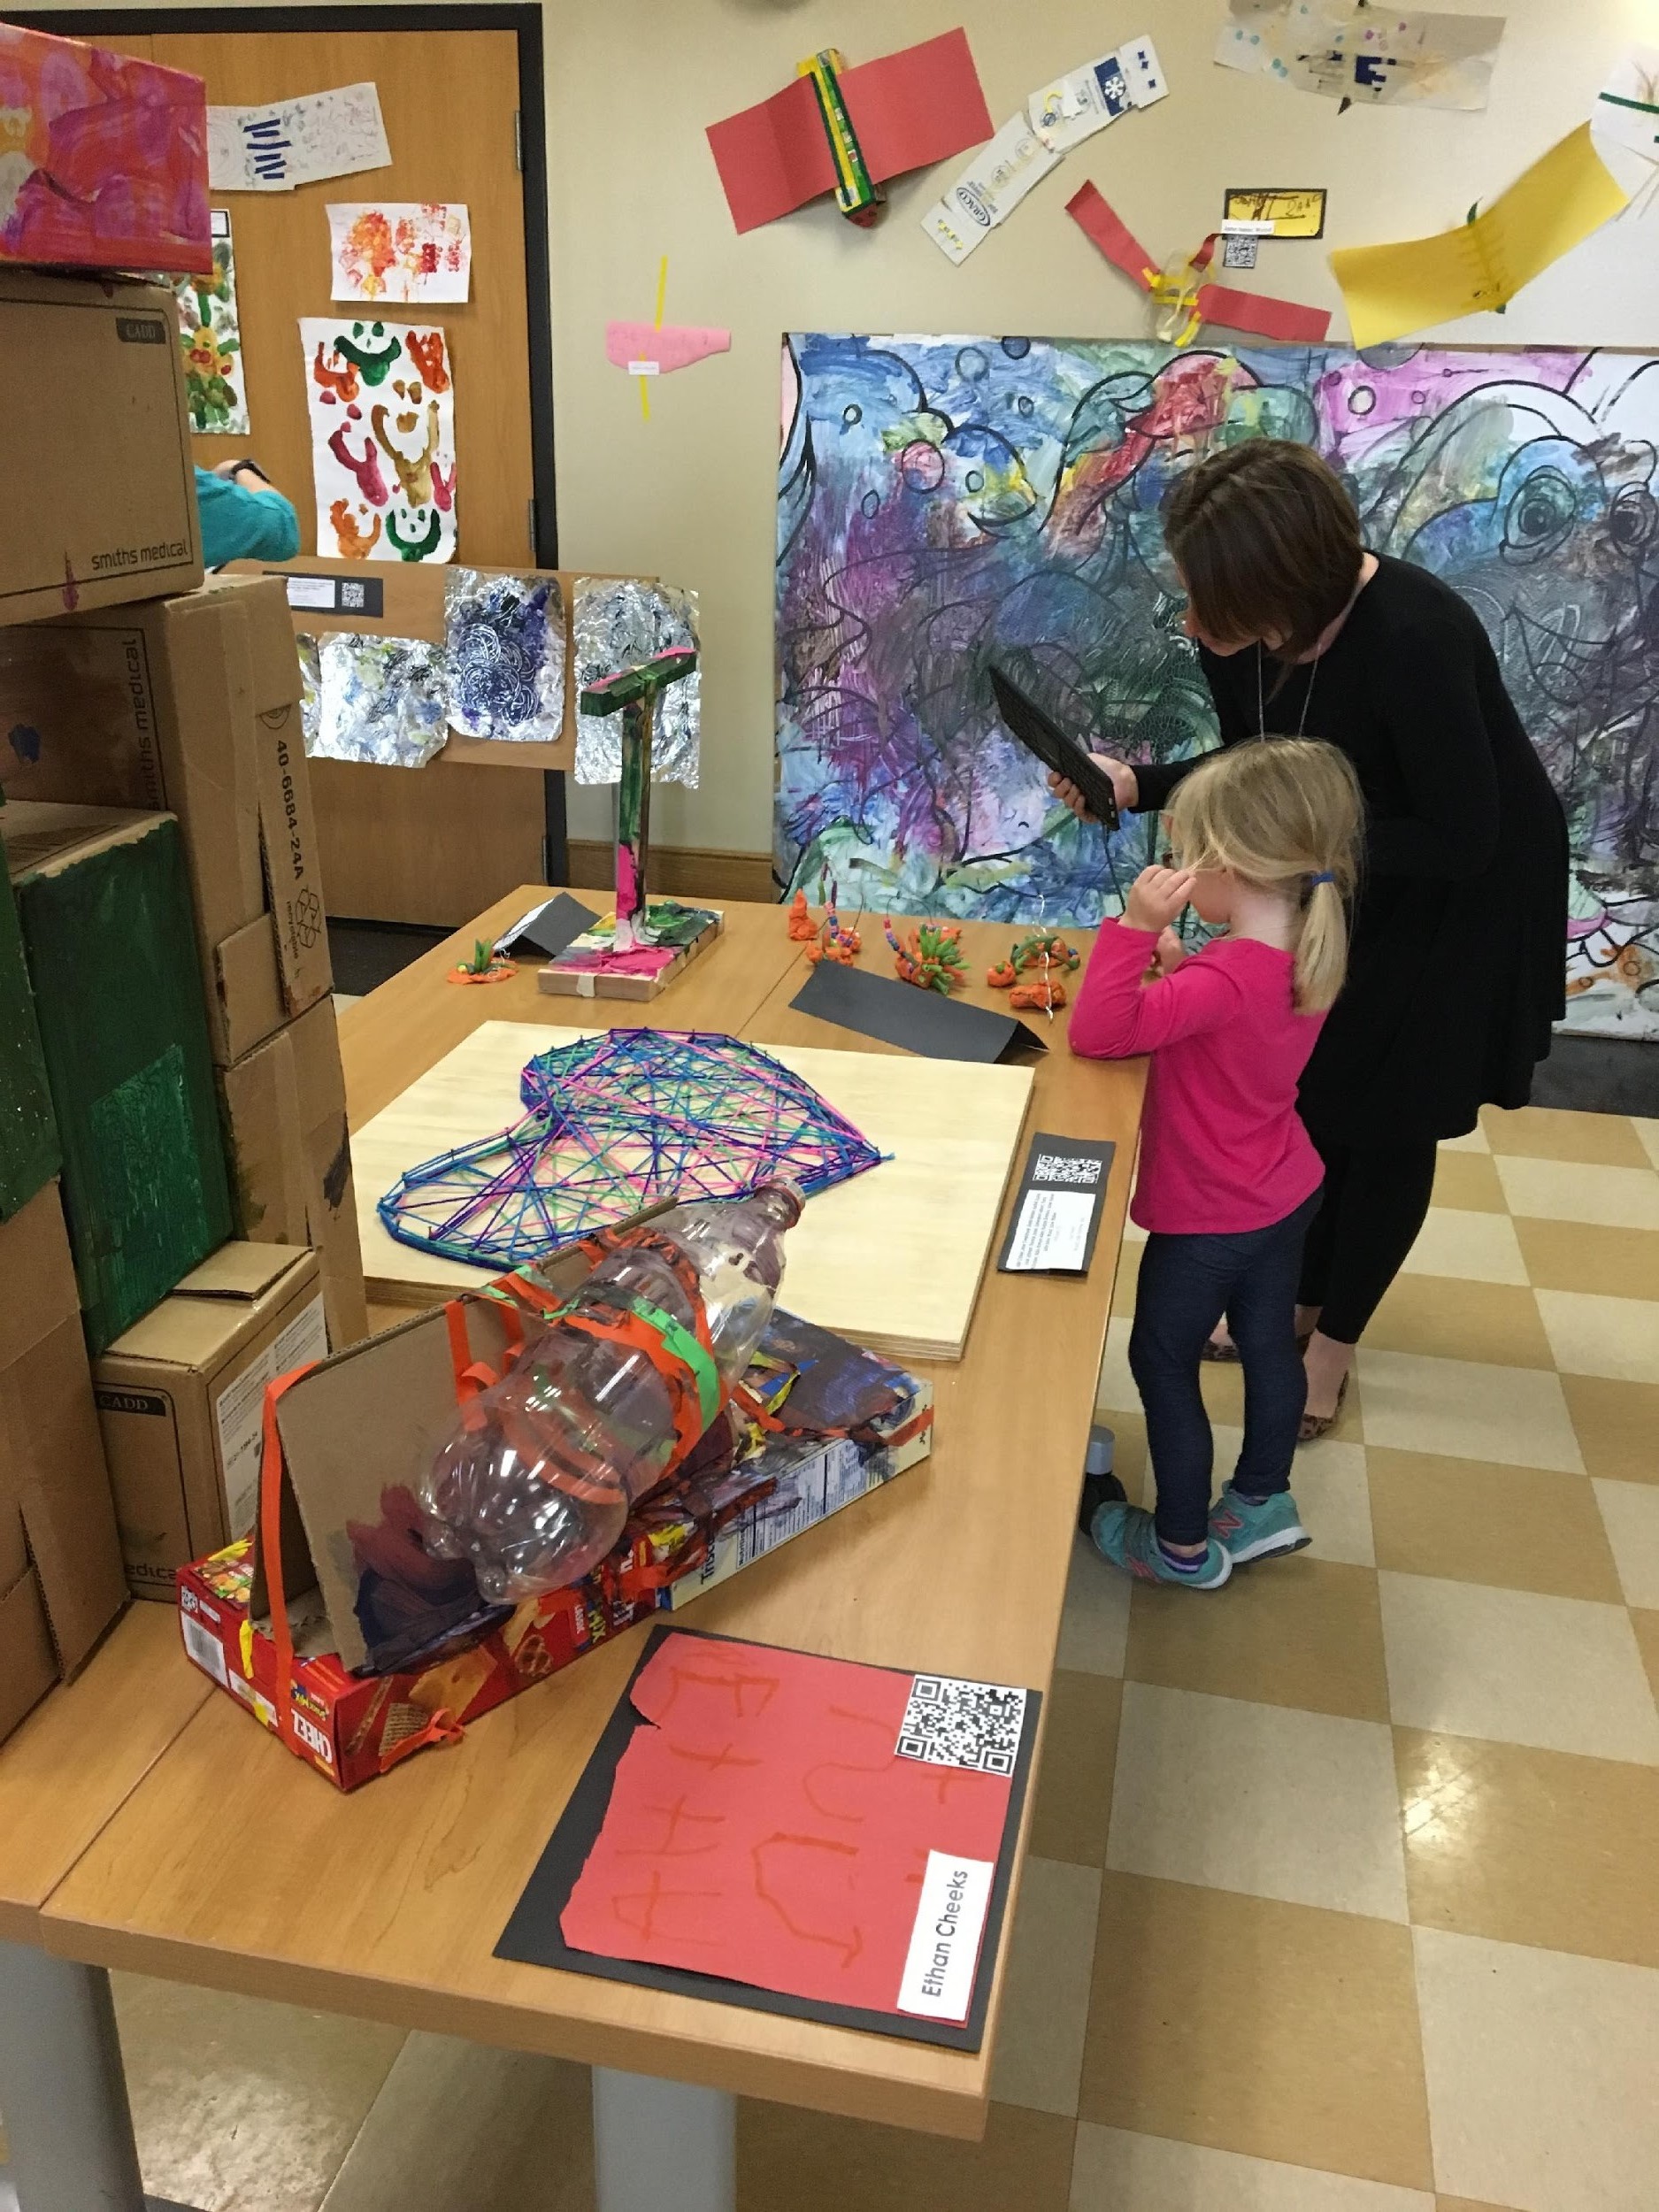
[{"left": 572, "top": 579, "right": 701, "bottom": 787}]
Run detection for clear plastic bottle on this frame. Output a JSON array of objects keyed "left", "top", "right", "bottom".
[{"left": 417, "top": 1182, "right": 803, "bottom": 1601}]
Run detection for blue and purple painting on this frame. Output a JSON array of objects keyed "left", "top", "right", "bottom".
[{"left": 776, "top": 334, "right": 1659, "bottom": 1037}]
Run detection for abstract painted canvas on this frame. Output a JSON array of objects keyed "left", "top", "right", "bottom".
[
  {"left": 328, "top": 202, "right": 471, "bottom": 304},
  {"left": 173, "top": 209, "right": 248, "bottom": 434},
  {"left": 777, "top": 334, "right": 1659, "bottom": 1036},
  {"left": 302, "top": 316, "right": 457, "bottom": 563}
]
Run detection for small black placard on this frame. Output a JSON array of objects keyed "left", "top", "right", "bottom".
[
  {"left": 283, "top": 572, "right": 386, "bottom": 618},
  {"left": 996, "top": 1131, "right": 1117, "bottom": 1276},
  {"left": 790, "top": 960, "right": 1045, "bottom": 1064},
  {"left": 494, "top": 893, "right": 599, "bottom": 961}
]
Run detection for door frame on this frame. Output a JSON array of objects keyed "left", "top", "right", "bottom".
[{"left": 14, "top": 3, "right": 558, "bottom": 569}]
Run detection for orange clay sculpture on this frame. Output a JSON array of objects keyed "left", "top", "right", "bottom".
[
  {"left": 987, "top": 958, "right": 1018, "bottom": 987},
  {"left": 803, "top": 901, "right": 863, "bottom": 966},
  {"left": 884, "top": 916, "right": 967, "bottom": 995},
  {"left": 787, "top": 888, "right": 818, "bottom": 941},
  {"left": 1011, "top": 928, "right": 1080, "bottom": 973},
  {"left": 1010, "top": 973, "right": 1067, "bottom": 1012}
]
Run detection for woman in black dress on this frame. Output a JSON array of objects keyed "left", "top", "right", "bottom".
[{"left": 1057, "top": 441, "right": 1569, "bottom": 1434}]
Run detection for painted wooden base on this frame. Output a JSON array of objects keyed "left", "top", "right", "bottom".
[
  {"left": 537, "top": 910, "right": 726, "bottom": 1002},
  {"left": 351, "top": 1020, "right": 1033, "bottom": 1362}
]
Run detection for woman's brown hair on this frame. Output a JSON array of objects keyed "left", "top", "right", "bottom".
[{"left": 1164, "top": 442, "right": 1363, "bottom": 662}]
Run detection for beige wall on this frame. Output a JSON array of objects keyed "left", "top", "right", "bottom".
[{"left": 35, "top": 0, "right": 1659, "bottom": 863}]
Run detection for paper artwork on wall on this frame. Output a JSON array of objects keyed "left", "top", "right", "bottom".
[
  {"left": 328, "top": 202, "right": 472, "bottom": 303},
  {"left": 1026, "top": 33, "right": 1167, "bottom": 152},
  {"left": 444, "top": 570, "right": 565, "bottom": 743},
  {"left": 173, "top": 210, "right": 249, "bottom": 434},
  {"left": 208, "top": 81, "right": 390, "bottom": 191},
  {"left": 301, "top": 317, "right": 457, "bottom": 564},
  {"left": 1593, "top": 48, "right": 1659, "bottom": 203},
  {"left": 308, "top": 633, "right": 449, "bottom": 767},
  {"left": 1215, "top": 1, "right": 1503, "bottom": 111},
  {"left": 777, "top": 333, "right": 1659, "bottom": 1037},
  {"left": 604, "top": 322, "right": 731, "bottom": 376},
  {"left": 572, "top": 580, "right": 700, "bottom": 787}
]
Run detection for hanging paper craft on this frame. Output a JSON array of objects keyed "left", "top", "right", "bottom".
[
  {"left": 495, "top": 1627, "right": 1040, "bottom": 2047},
  {"left": 1592, "top": 48, "right": 1659, "bottom": 204},
  {"left": 1329, "top": 125, "right": 1628, "bottom": 346},
  {"left": 309, "top": 633, "right": 449, "bottom": 766},
  {"left": 1067, "top": 182, "right": 1332, "bottom": 342},
  {"left": 328, "top": 202, "right": 471, "bottom": 304},
  {"left": 707, "top": 28, "right": 992, "bottom": 234},
  {"left": 301, "top": 317, "right": 457, "bottom": 563},
  {"left": 604, "top": 323, "right": 730, "bottom": 377},
  {"left": 173, "top": 210, "right": 248, "bottom": 434},
  {"left": 379, "top": 1030, "right": 883, "bottom": 1268},
  {"left": 572, "top": 580, "right": 699, "bottom": 786},
  {"left": 926, "top": 35, "right": 1165, "bottom": 262},
  {"left": 1222, "top": 186, "right": 1326, "bottom": 238},
  {"left": 444, "top": 570, "right": 565, "bottom": 742},
  {"left": 1215, "top": 2, "right": 1503, "bottom": 111},
  {"left": 208, "top": 81, "right": 389, "bottom": 191}
]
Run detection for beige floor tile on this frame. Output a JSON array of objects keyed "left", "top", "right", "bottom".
[
  {"left": 1127, "top": 1556, "right": 1390, "bottom": 1723},
  {"left": 987, "top": 1855, "right": 1102, "bottom": 2117},
  {"left": 1071, "top": 2126, "right": 1436, "bottom": 2208},
  {"left": 1414, "top": 1925, "right": 1659, "bottom": 2211},
  {"left": 1057, "top": 1532, "right": 1131, "bottom": 1676},
  {"left": 319, "top": 2034, "right": 591, "bottom": 2212},
  {"left": 1363, "top": 1279, "right": 1552, "bottom": 1370},
  {"left": 1633, "top": 1116, "right": 1659, "bottom": 1172},
  {"left": 1441, "top": 1125, "right": 1492, "bottom": 1155},
  {"left": 1435, "top": 2199, "right": 1524, "bottom": 2210},
  {"left": 1210, "top": 1427, "right": 1374, "bottom": 1566},
  {"left": 1632, "top": 1608, "right": 1659, "bottom": 1707},
  {"left": 1080, "top": 1874, "right": 1432, "bottom": 2190},
  {"left": 1535, "top": 1289, "right": 1659, "bottom": 1386},
  {"left": 1029, "top": 1670, "right": 1121, "bottom": 1868},
  {"left": 1591, "top": 1479, "right": 1659, "bottom": 1607},
  {"left": 1493, "top": 1156, "right": 1659, "bottom": 1232},
  {"left": 1356, "top": 1352, "right": 1583, "bottom": 1474},
  {"left": 1107, "top": 1683, "right": 1407, "bottom": 1921},
  {"left": 1396, "top": 1730, "right": 1659, "bottom": 1971},
  {"left": 1483, "top": 1106, "right": 1653, "bottom": 1169},
  {"left": 1378, "top": 1571, "right": 1659, "bottom": 1764},
  {"left": 739, "top": 2098, "right": 1076, "bottom": 2211},
  {"left": 111, "top": 1976, "right": 406, "bottom": 2212},
  {"left": 1432, "top": 1154, "right": 1507, "bottom": 1213},
  {"left": 1514, "top": 1217, "right": 1659, "bottom": 1302},
  {"left": 1560, "top": 1373, "right": 1659, "bottom": 1483},
  {"left": 1401, "top": 1209, "right": 1529, "bottom": 1286},
  {"left": 1367, "top": 1450, "right": 1621, "bottom": 1602}
]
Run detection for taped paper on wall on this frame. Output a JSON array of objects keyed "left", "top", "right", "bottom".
[
  {"left": 1026, "top": 33, "right": 1167, "bottom": 152},
  {"left": 1329, "top": 123, "right": 1628, "bottom": 346},
  {"left": 301, "top": 317, "right": 457, "bottom": 562},
  {"left": 173, "top": 210, "right": 249, "bottom": 434},
  {"left": 328, "top": 203, "right": 471, "bottom": 304},
  {"left": 603, "top": 322, "right": 731, "bottom": 375},
  {"left": 209, "top": 81, "right": 390, "bottom": 192},
  {"left": 1216, "top": 1, "right": 1503, "bottom": 112},
  {"left": 921, "top": 112, "right": 1063, "bottom": 264},
  {"left": 1593, "top": 48, "right": 1659, "bottom": 202},
  {"left": 1222, "top": 186, "right": 1326, "bottom": 237}
]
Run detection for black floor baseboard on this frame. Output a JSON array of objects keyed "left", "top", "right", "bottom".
[{"left": 1532, "top": 1032, "right": 1659, "bottom": 1119}]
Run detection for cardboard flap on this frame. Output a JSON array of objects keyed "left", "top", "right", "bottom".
[
  {"left": 213, "top": 912, "right": 287, "bottom": 1064},
  {"left": 0, "top": 1183, "right": 79, "bottom": 1370},
  {"left": 178, "top": 1241, "right": 313, "bottom": 1301},
  {"left": 0, "top": 1570, "right": 58, "bottom": 1745},
  {"left": 199, "top": 575, "right": 305, "bottom": 711},
  {"left": 15, "top": 1317, "right": 127, "bottom": 1674}
]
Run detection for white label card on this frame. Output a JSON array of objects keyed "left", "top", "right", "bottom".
[
  {"left": 1004, "top": 1187, "right": 1094, "bottom": 1271},
  {"left": 896, "top": 1852, "right": 995, "bottom": 2024}
]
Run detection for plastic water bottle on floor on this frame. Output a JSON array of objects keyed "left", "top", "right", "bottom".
[{"left": 417, "top": 1183, "right": 803, "bottom": 1601}]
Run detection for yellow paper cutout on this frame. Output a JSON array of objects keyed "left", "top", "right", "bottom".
[
  {"left": 1224, "top": 187, "right": 1326, "bottom": 238},
  {"left": 1330, "top": 123, "right": 1628, "bottom": 348}
]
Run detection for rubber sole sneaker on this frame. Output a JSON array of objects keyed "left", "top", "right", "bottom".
[
  {"left": 1210, "top": 1483, "right": 1310, "bottom": 1564},
  {"left": 1088, "top": 1502, "right": 1232, "bottom": 1589}
]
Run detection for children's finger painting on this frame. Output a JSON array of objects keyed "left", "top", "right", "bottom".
[{"left": 300, "top": 316, "right": 457, "bottom": 563}]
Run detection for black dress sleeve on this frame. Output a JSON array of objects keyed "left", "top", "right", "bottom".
[
  {"left": 1365, "top": 604, "right": 1501, "bottom": 879},
  {"left": 1132, "top": 643, "right": 1254, "bottom": 812}
]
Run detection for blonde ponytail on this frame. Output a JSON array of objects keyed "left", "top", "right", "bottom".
[{"left": 1164, "top": 738, "right": 1363, "bottom": 1014}]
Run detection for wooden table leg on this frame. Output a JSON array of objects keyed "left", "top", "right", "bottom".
[
  {"left": 592, "top": 2066, "right": 735, "bottom": 2212},
  {"left": 0, "top": 1940, "right": 196, "bottom": 2212}
]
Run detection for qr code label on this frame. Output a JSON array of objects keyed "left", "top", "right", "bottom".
[
  {"left": 1034, "top": 1154, "right": 1102, "bottom": 1187},
  {"left": 895, "top": 1674, "right": 1028, "bottom": 1775},
  {"left": 340, "top": 580, "right": 368, "bottom": 611}
]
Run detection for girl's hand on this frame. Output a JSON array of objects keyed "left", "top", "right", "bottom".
[
  {"left": 1124, "top": 864, "right": 1194, "bottom": 935},
  {"left": 1048, "top": 754, "right": 1139, "bottom": 821},
  {"left": 1155, "top": 926, "right": 1187, "bottom": 976}
]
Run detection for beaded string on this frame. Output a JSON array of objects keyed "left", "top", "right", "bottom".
[{"left": 379, "top": 1030, "right": 885, "bottom": 1270}]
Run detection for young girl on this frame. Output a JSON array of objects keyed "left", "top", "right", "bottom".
[{"left": 1071, "top": 739, "right": 1363, "bottom": 1589}]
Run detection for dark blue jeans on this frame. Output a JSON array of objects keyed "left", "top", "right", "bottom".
[{"left": 1128, "top": 1189, "right": 1322, "bottom": 1548}]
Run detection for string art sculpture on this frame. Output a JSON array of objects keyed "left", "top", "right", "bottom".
[{"left": 379, "top": 1029, "right": 884, "bottom": 1271}]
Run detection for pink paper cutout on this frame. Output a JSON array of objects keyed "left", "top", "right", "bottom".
[{"left": 605, "top": 322, "right": 732, "bottom": 375}]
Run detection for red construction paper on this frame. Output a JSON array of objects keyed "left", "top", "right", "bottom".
[
  {"left": 705, "top": 30, "right": 992, "bottom": 234},
  {"left": 1066, "top": 180, "right": 1333, "bottom": 347},
  {"left": 560, "top": 1633, "right": 1013, "bottom": 2015}
]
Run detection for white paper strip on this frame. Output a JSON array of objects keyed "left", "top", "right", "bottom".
[{"left": 209, "top": 82, "right": 390, "bottom": 192}]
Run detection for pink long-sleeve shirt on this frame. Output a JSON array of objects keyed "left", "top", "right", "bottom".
[{"left": 1071, "top": 922, "right": 1327, "bottom": 1235}]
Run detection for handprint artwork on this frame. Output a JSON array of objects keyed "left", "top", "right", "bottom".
[{"left": 300, "top": 317, "right": 457, "bottom": 562}]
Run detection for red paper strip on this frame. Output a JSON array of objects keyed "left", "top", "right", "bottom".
[
  {"left": 706, "top": 29, "right": 992, "bottom": 234},
  {"left": 560, "top": 1633, "right": 1013, "bottom": 2015},
  {"left": 1066, "top": 180, "right": 1333, "bottom": 346}
]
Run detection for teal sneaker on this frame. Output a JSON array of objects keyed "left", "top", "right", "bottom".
[
  {"left": 1210, "top": 1484, "right": 1310, "bottom": 1564},
  {"left": 1088, "top": 1502, "right": 1232, "bottom": 1589}
]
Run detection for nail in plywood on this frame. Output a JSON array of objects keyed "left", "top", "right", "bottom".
[{"left": 349, "top": 1019, "right": 1033, "bottom": 1362}]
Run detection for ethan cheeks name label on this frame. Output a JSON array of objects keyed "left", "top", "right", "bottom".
[{"left": 895, "top": 1852, "right": 995, "bottom": 2024}]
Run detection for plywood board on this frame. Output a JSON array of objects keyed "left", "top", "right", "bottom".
[{"left": 350, "top": 1020, "right": 1033, "bottom": 1362}]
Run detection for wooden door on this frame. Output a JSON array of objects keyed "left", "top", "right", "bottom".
[{"left": 101, "top": 20, "right": 549, "bottom": 924}]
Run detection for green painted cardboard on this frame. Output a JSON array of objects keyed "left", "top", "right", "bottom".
[{"left": 0, "top": 860, "right": 58, "bottom": 1219}]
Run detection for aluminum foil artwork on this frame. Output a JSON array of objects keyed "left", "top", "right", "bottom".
[
  {"left": 310, "top": 634, "right": 449, "bottom": 768},
  {"left": 572, "top": 579, "right": 701, "bottom": 787},
  {"left": 297, "top": 632, "right": 322, "bottom": 749},
  {"left": 444, "top": 569, "right": 566, "bottom": 743}
]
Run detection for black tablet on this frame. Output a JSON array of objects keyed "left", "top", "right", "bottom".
[{"left": 989, "top": 666, "right": 1121, "bottom": 832}]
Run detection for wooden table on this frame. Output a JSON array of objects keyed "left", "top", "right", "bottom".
[{"left": 27, "top": 891, "right": 1145, "bottom": 2211}]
